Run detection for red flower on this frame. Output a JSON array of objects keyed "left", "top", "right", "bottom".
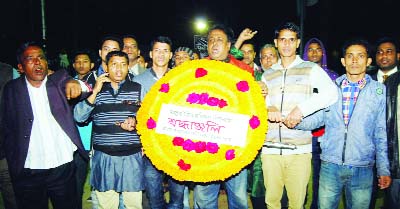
[
  {"left": 207, "top": 97, "right": 219, "bottom": 106},
  {"left": 249, "top": 115, "right": 260, "bottom": 129},
  {"left": 236, "top": 81, "right": 249, "bottom": 92},
  {"left": 186, "top": 93, "right": 200, "bottom": 104},
  {"left": 225, "top": 149, "right": 235, "bottom": 160},
  {"left": 172, "top": 137, "right": 184, "bottom": 146},
  {"left": 218, "top": 99, "right": 228, "bottom": 108},
  {"left": 159, "top": 83, "right": 170, "bottom": 93},
  {"left": 206, "top": 142, "right": 219, "bottom": 154},
  {"left": 177, "top": 159, "right": 191, "bottom": 171},
  {"left": 182, "top": 139, "right": 195, "bottom": 152},
  {"left": 147, "top": 117, "right": 157, "bottom": 129},
  {"left": 195, "top": 68, "right": 208, "bottom": 78},
  {"left": 194, "top": 141, "right": 207, "bottom": 153}
]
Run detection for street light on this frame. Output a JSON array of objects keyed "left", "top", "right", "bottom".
[{"left": 194, "top": 17, "right": 208, "bottom": 34}]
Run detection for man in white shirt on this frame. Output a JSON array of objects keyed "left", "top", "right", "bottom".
[{"left": 1, "top": 42, "right": 87, "bottom": 209}]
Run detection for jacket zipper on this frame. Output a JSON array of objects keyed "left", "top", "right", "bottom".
[
  {"left": 279, "top": 69, "right": 288, "bottom": 155},
  {"left": 342, "top": 127, "right": 348, "bottom": 164}
]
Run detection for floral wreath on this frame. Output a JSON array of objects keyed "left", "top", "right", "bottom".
[{"left": 136, "top": 59, "right": 267, "bottom": 182}]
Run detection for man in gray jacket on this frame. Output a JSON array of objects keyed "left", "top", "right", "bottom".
[{"left": 296, "top": 39, "right": 391, "bottom": 209}]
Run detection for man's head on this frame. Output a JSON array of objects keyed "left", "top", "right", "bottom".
[
  {"left": 122, "top": 35, "right": 140, "bottom": 64},
  {"left": 105, "top": 51, "right": 129, "bottom": 84},
  {"left": 240, "top": 42, "right": 256, "bottom": 66},
  {"left": 17, "top": 41, "right": 48, "bottom": 87},
  {"left": 72, "top": 50, "right": 94, "bottom": 78},
  {"left": 173, "top": 47, "right": 193, "bottom": 66},
  {"left": 98, "top": 35, "right": 122, "bottom": 64},
  {"left": 149, "top": 36, "right": 173, "bottom": 68},
  {"left": 303, "top": 38, "right": 329, "bottom": 70},
  {"left": 273, "top": 22, "right": 301, "bottom": 59},
  {"left": 137, "top": 55, "right": 146, "bottom": 68},
  {"left": 375, "top": 37, "right": 399, "bottom": 72},
  {"left": 341, "top": 39, "right": 372, "bottom": 80},
  {"left": 207, "top": 24, "right": 234, "bottom": 61},
  {"left": 259, "top": 44, "right": 279, "bottom": 70}
]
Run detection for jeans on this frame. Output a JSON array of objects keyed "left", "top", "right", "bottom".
[
  {"left": 384, "top": 178, "right": 400, "bottom": 209},
  {"left": 318, "top": 161, "right": 373, "bottom": 209},
  {"left": 183, "top": 186, "right": 190, "bottom": 209},
  {"left": 143, "top": 156, "right": 166, "bottom": 209},
  {"left": 310, "top": 137, "right": 321, "bottom": 209},
  {"left": 194, "top": 169, "right": 247, "bottom": 209},
  {"left": 167, "top": 178, "right": 185, "bottom": 209},
  {"left": 74, "top": 152, "right": 89, "bottom": 209}
]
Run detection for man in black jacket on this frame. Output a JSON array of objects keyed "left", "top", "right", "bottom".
[
  {"left": 0, "top": 61, "right": 18, "bottom": 209},
  {"left": 384, "top": 68, "right": 400, "bottom": 209}
]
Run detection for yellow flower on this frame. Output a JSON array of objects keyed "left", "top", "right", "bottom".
[{"left": 136, "top": 59, "right": 268, "bottom": 182}]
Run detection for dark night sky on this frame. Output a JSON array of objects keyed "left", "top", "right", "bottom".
[{"left": 1, "top": 0, "right": 399, "bottom": 72}]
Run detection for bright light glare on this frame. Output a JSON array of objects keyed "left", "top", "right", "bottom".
[
  {"left": 196, "top": 21, "right": 206, "bottom": 30},
  {"left": 194, "top": 18, "right": 208, "bottom": 33}
]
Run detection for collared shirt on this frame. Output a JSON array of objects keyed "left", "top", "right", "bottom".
[
  {"left": 24, "top": 76, "right": 77, "bottom": 169},
  {"left": 377, "top": 67, "right": 398, "bottom": 83},
  {"left": 128, "top": 63, "right": 142, "bottom": 76},
  {"left": 341, "top": 77, "right": 367, "bottom": 126}
]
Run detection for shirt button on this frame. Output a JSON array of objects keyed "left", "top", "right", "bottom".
[{"left": 29, "top": 119, "right": 33, "bottom": 123}]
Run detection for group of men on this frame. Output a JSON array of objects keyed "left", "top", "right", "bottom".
[{"left": 0, "top": 21, "right": 399, "bottom": 209}]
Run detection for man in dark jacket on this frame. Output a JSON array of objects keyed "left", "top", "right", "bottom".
[
  {"left": 384, "top": 69, "right": 400, "bottom": 209},
  {"left": 1, "top": 42, "right": 87, "bottom": 209},
  {"left": 0, "top": 61, "right": 18, "bottom": 209}
]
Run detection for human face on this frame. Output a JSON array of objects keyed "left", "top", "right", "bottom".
[
  {"left": 99, "top": 40, "right": 120, "bottom": 63},
  {"left": 241, "top": 44, "right": 256, "bottom": 65},
  {"left": 274, "top": 29, "right": 300, "bottom": 59},
  {"left": 307, "top": 43, "right": 323, "bottom": 65},
  {"left": 123, "top": 37, "right": 140, "bottom": 62},
  {"left": 17, "top": 46, "right": 48, "bottom": 87},
  {"left": 137, "top": 56, "right": 146, "bottom": 68},
  {"left": 73, "top": 54, "right": 94, "bottom": 78},
  {"left": 150, "top": 42, "right": 172, "bottom": 68},
  {"left": 341, "top": 44, "right": 372, "bottom": 82},
  {"left": 260, "top": 47, "right": 279, "bottom": 69},
  {"left": 376, "top": 42, "right": 398, "bottom": 71},
  {"left": 106, "top": 56, "right": 129, "bottom": 84},
  {"left": 207, "top": 29, "right": 231, "bottom": 61},
  {"left": 174, "top": 51, "right": 191, "bottom": 66}
]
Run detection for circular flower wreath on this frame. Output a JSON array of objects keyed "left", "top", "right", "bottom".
[{"left": 136, "top": 59, "right": 267, "bottom": 182}]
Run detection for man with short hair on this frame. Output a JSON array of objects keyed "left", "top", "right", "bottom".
[
  {"left": 374, "top": 37, "right": 399, "bottom": 83},
  {"left": 1, "top": 42, "right": 87, "bottom": 209},
  {"left": 122, "top": 35, "right": 146, "bottom": 76},
  {"left": 193, "top": 24, "right": 253, "bottom": 209},
  {"left": 97, "top": 35, "right": 123, "bottom": 76},
  {"left": 259, "top": 44, "right": 279, "bottom": 71},
  {"left": 71, "top": 49, "right": 95, "bottom": 209},
  {"left": 382, "top": 37, "right": 400, "bottom": 209},
  {"left": 261, "top": 22, "right": 337, "bottom": 209},
  {"left": 296, "top": 39, "right": 391, "bottom": 209},
  {"left": 133, "top": 36, "right": 185, "bottom": 209},
  {"left": 173, "top": 47, "right": 193, "bottom": 67}
]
